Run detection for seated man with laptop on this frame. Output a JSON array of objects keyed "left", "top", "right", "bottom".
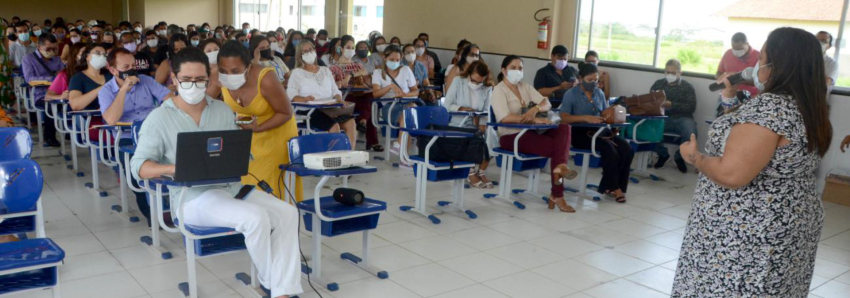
[{"left": 130, "top": 47, "right": 303, "bottom": 298}]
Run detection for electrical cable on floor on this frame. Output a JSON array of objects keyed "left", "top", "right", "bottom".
[{"left": 279, "top": 169, "right": 324, "bottom": 298}]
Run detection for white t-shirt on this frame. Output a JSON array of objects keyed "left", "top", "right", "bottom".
[
  {"left": 286, "top": 67, "right": 342, "bottom": 100},
  {"left": 824, "top": 54, "right": 839, "bottom": 85},
  {"left": 372, "top": 66, "right": 417, "bottom": 98}
]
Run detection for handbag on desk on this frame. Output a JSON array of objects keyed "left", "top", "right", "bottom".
[
  {"left": 623, "top": 90, "right": 666, "bottom": 116},
  {"left": 318, "top": 101, "right": 356, "bottom": 118},
  {"left": 601, "top": 105, "right": 627, "bottom": 124}
]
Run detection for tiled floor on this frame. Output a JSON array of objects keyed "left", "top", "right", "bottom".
[{"left": 9, "top": 138, "right": 850, "bottom": 298}]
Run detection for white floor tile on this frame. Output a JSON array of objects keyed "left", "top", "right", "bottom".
[
  {"left": 822, "top": 230, "right": 850, "bottom": 252},
  {"left": 566, "top": 226, "right": 638, "bottom": 247},
  {"left": 485, "top": 241, "right": 566, "bottom": 270},
  {"left": 625, "top": 266, "right": 676, "bottom": 295},
  {"left": 128, "top": 259, "right": 219, "bottom": 293},
  {"left": 61, "top": 271, "right": 147, "bottom": 298},
  {"left": 431, "top": 284, "right": 509, "bottom": 298},
  {"left": 574, "top": 249, "right": 655, "bottom": 277},
  {"left": 813, "top": 258, "right": 850, "bottom": 279},
  {"left": 391, "top": 263, "right": 476, "bottom": 297},
  {"left": 59, "top": 251, "right": 125, "bottom": 282},
  {"left": 524, "top": 213, "right": 593, "bottom": 233},
  {"left": 149, "top": 279, "right": 241, "bottom": 298},
  {"left": 531, "top": 259, "right": 617, "bottom": 291},
  {"left": 600, "top": 218, "right": 669, "bottom": 239},
  {"left": 331, "top": 277, "right": 419, "bottom": 298},
  {"left": 527, "top": 234, "right": 604, "bottom": 258},
  {"left": 438, "top": 252, "right": 524, "bottom": 282},
  {"left": 447, "top": 226, "right": 520, "bottom": 251},
  {"left": 398, "top": 235, "right": 477, "bottom": 261},
  {"left": 483, "top": 271, "right": 577, "bottom": 298},
  {"left": 810, "top": 280, "right": 850, "bottom": 298},
  {"left": 409, "top": 213, "right": 480, "bottom": 235},
  {"left": 613, "top": 240, "right": 681, "bottom": 265},
  {"left": 583, "top": 278, "right": 668, "bottom": 298},
  {"left": 361, "top": 244, "right": 432, "bottom": 272},
  {"left": 52, "top": 232, "right": 106, "bottom": 257},
  {"left": 644, "top": 230, "right": 685, "bottom": 251},
  {"left": 372, "top": 220, "right": 438, "bottom": 243},
  {"left": 487, "top": 219, "right": 556, "bottom": 241}
]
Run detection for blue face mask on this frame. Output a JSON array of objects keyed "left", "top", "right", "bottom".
[
  {"left": 17, "top": 32, "right": 29, "bottom": 41},
  {"left": 386, "top": 60, "right": 400, "bottom": 70},
  {"left": 292, "top": 39, "right": 301, "bottom": 47},
  {"left": 242, "top": 41, "right": 249, "bottom": 49},
  {"left": 581, "top": 81, "right": 598, "bottom": 91}
]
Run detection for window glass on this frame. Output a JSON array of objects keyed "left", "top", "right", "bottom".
[{"left": 353, "top": 0, "right": 384, "bottom": 42}]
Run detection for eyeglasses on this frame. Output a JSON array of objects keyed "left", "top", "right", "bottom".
[{"left": 176, "top": 79, "right": 209, "bottom": 89}]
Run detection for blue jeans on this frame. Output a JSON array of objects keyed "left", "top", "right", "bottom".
[{"left": 654, "top": 116, "right": 697, "bottom": 160}]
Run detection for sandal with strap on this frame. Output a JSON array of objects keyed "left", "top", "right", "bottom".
[
  {"left": 552, "top": 164, "right": 578, "bottom": 185},
  {"left": 371, "top": 144, "right": 384, "bottom": 152},
  {"left": 548, "top": 195, "right": 576, "bottom": 213},
  {"left": 616, "top": 196, "right": 627, "bottom": 203},
  {"left": 477, "top": 170, "right": 494, "bottom": 189},
  {"left": 468, "top": 172, "right": 487, "bottom": 188}
]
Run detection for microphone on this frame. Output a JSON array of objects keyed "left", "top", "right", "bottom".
[
  {"left": 709, "top": 67, "right": 754, "bottom": 92},
  {"left": 333, "top": 188, "right": 365, "bottom": 206}
]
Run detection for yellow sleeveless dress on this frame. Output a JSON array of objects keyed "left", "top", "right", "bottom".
[{"left": 222, "top": 67, "right": 303, "bottom": 202}]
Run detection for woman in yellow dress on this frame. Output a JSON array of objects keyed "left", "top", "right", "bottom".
[{"left": 214, "top": 40, "right": 302, "bottom": 202}]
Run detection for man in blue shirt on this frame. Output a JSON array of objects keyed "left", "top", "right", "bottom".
[
  {"left": 22, "top": 34, "right": 64, "bottom": 146},
  {"left": 98, "top": 47, "right": 172, "bottom": 125},
  {"left": 534, "top": 45, "right": 578, "bottom": 108}
]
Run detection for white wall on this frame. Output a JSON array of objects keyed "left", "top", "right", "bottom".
[{"left": 430, "top": 48, "right": 850, "bottom": 192}]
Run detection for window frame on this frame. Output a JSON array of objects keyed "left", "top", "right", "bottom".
[
  {"left": 234, "top": 0, "right": 324, "bottom": 32},
  {"left": 573, "top": 0, "right": 850, "bottom": 94}
]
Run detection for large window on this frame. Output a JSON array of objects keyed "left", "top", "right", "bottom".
[
  {"left": 576, "top": 0, "right": 846, "bottom": 86},
  {"left": 236, "top": 0, "right": 325, "bottom": 33},
  {"left": 352, "top": 0, "right": 384, "bottom": 42}
]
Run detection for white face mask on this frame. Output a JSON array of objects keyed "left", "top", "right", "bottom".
[
  {"left": 206, "top": 50, "right": 219, "bottom": 64},
  {"left": 302, "top": 51, "right": 317, "bottom": 64},
  {"left": 146, "top": 39, "right": 157, "bottom": 48},
  {"left": 177, "top": 80, "right": 207, "bottom": 105},
  {"left": 753, "top": 62, "right": 770, "bottom": 92},
  {"left": 732, "top": 47, "right": 747, "bottom": 58},
  {"left": 220, "top": 68, "right": 249, "bottom": 90},
  {"left": 376, "top": 44, "right": 388, "bottom": 52},
  {"left": 135, "top": 27, "right": 142, "bottom": 33},
  {"left": 157, "top": 30, "right": 167, "bottom": 36},
  {"left": 415, "top": 47, "right": 425, "bottom": 56},
  {"left": 89, "top": 54, "right": 107, "bottom": 70},
  {"left": 270, "top": 42, "right": 280, "bottom": 51},
  {"left": 467, "top": 56, "right": 479, "bottom": 63},
  {"left": 506, "top": 69, "right": 523, "bottom": 84},
  {"left": 404, "top": 53, "right": 416, "bottom": 63},
  {"left": 317, "top": 40, "right": 327, "bottom": 46},
  {"left": 821, "top": 42, "right": 829, "bottom": 54},
  {"left": 343, "top": 49, "right": 355, "bottom": 59},
  {"left": 665, "top": 74, "right": 678, "bottom": 83},
  {"left": 468, "top": 80, "right": 483, "bottom": 90}
]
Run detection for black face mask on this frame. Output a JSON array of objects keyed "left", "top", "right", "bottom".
[
  {"left": 7, "top": 34, "right": 17, "bottom": 42},
  {"left": 118, "top": 69, "right": 138, "bottom": 80},
  {"left": 356, "top": 50, "right": 368, "bottom": 59},
  {"left": 102, "top": 42, "right": 113, "bottom": 50},
  {"left": 260, "top": 49, "right": 272, "bottom": 60}
]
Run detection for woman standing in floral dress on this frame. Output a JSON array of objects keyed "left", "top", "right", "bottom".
[{"left": 673, "top": 27, "right": 833, "bottom": 297}]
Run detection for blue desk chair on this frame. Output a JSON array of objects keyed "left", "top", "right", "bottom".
[
  {"left": 146, "top": 177, "right": 262, "bottom": 298},
  {"left": 371, "top": 97, "right": 419, "bottom": 164},
  {"left": 624, "top": 115, "right": 668, "bottom": 182},
  {"left": 399, "top": 106, "right": 477, "bottom": 223},
  {"left": 483, "top": 107, "right": 556, "bottom": 209},
  {"left": 91, "top": 124, "right": 139, "bottom": 223},
  {"left": 46, "top": 99, "right": 72, "bottom": 162},
  {"left": 56, "top": 104, "right": 84, "bottom": 177},
  {"left": 283, "top": 133, "right": 387, "bottom": 292},
  {"left": 11, "top": 73, "right": 25, "bottom": 121},
  {"left": 68, "top": 110, "right": 109, "bottom": 197},
  {"left": 23, "top": 84, "right": 49, "bottom": 148},
  {"left": 115, "top": 121, "right": 144, "bottom": 224},
  {"left": 567, "top": 123, "right": 630, "bottom": 201},
  {"left": 0, "top": 127, "right": 32, "bottom": 161},
  {"left": 0, "top": 159, "right": 46, "bottom": 241},
  {"left": 0, "top": 239, "right": 65, "bottom": 298},
  {"left": 130, "top": 121, "right": 175, "bottom": 260}
]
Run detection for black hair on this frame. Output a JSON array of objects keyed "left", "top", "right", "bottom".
[
  {"left": 818, "top": 31, "right": 834, "bottom": 46},
  {"left": 38, "top": 34, "right": 58, "bottom": 46},
  {"left": 106, "top": 47, "right": 133, "bottom": 67},
  {"left": 585, "top": 50, "right": 599, "bottom": 59},
  {"left": 219, "top": 40, "right": 251, "bottom": 66},
  {"left": 457, "top": 44, "right": 480, "bottom": 70},
  {"left": 732, "top": 32, "right": 747, "bottom": 43},
  {"left": 242, "top": 22, "right": 250, "bottom": 27},
  {"left": 118, "top": 21, "right": 132, "bottom": 29},
  {"left": 198, "top": 38, "right": 222, "bottom": 53},
  {"left": 551, "top": 45, "right": 568, "bottom": 56},
  {"left": 51, "top": 24, "right": 66, "bottom": 31},
  {"left": 284, "top": 31, "right": 303, "bottom": 56},
  {"left": 371, "top": 35, "right": 386, "bottom": 53},
  {"left": 456, "top": 39, "right": 471, "bottom": 49},
  {"left": 168, "top": 33, "right": 189, "bottom": 58},
  {"left": 341, "top": 35, "right": 355, "bottom": 47},
  {"left": 390, "top": 36, "right": 401, "bottom": 44},
  {"left": 327, "top": 37, "right": 341, "bottom": 56},
  {"left": 317, "top": 29, "right": 328, "bottom": 37},
  {"left": 188, "top": 31, "right": 200, "bottom": 40},
  {"left": 120, "top": 31, "right": 134, "bottom": 41},
  {"left": 144, "top": 29, "right": 157, "bottom": 37},
  {"left": 763, "top": 27, "right": 832, "bottom": 157},
  {"left": 234, "top": 32, "right": 247, "bottom": 40},
  {"left": 418, "top": 33, "right": 429, "bottom": 38},
  {"left": 497, "top": 55, "right": 522, "bottom": 82},
  {"left": 577, "top": 62, "right": 598, "bottom": 77},
  {"left": 170, "top": 46, "right": 210, "bottom": 76},
  {"left": 69, "top": 29, "right": 80, "bottom": 35},
  {"left": 249, "top": 34, "right": 269, "bottom": 59},
  {"left": 13, "top": 22, "right": 28, "bottom": 29},
  {"left": 306, "top": 28, "right": 316, "bottom": 35}
]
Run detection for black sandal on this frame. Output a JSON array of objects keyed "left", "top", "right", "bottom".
[
  {"left": 371, "top": 145, "right": 384, "bottom": 152},
  {"left": 616, "top": 196, "right": 627, "bottom": 203}
]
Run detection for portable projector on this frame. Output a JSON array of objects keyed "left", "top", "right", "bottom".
[{"left": 304, "top": 150, "right": 369, "bottom": 170}]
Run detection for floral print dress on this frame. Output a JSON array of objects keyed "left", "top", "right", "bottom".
[{"left": 672, "top": 92, "right": 824, "bottom": 297}]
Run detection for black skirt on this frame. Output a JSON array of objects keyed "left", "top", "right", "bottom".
[{"left": 297, "top": 110, "right": 353, "bottom": 131}]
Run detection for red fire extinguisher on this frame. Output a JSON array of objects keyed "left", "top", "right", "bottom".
[{"left": 537, "top": 16, "right": 551, "bottom": 49}]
